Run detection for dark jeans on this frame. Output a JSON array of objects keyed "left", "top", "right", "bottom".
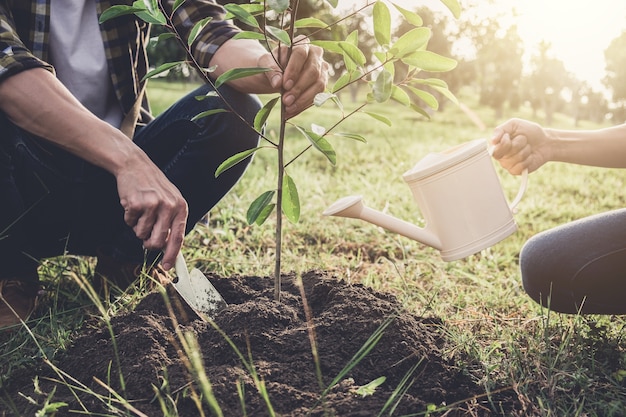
[
  {"left": 0, "top": 83, "right": 261, "bottom": 280},
  {"left": 520, "top": 208, "right": 626, "bottom": 314}
]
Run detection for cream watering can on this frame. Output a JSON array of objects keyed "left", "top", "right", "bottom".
[{"left": 323, "top": 138, "right": 528, "bottom": 261}]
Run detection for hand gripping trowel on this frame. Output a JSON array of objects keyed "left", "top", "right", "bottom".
[{"left": 172, "top": 252, "right": 227, "bottom": 318}]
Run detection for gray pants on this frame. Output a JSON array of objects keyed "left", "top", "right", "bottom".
[{"left": 521, "top": 208, "right": 626, "bottom": 314}]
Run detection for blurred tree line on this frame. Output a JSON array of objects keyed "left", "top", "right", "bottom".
[{"left": 147, "top": 0, "right": 626, "bottom": 124}]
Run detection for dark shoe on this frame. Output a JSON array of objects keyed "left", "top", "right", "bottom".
[
  {"left": 94, "top": 252, "right": 172, "bottom": 297},
  {"left": 0, "top": 280, "right": 40, "bottom": 330}
]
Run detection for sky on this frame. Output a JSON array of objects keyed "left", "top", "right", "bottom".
[
  {"left": 344, "top": 0, "right": 626, "bottom": 90},
  {"left": 488, "top": 0, "right": 626, "bottom": 90}
]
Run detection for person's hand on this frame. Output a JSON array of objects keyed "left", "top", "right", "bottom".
[
  {"left": 260, "top": 35, "right": 330, "bottom": 119},
  {"left": 115, "top": 159, "right": 188, "bottom": 270},
  {"left": 490, "top": 118, "right": 552, "bottom": 175}
]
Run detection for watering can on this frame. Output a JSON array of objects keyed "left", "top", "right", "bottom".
[{"left": 323, "top": 138, "right": 528, "bottom": 261}]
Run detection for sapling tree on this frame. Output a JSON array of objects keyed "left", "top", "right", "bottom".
[{"left": 101, "top": 0, "right": 460, "bottom": 301}]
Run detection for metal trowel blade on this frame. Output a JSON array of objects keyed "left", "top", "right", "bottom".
[
  {"left": 173, "top": 252, "right": 227, "bottom": 318},
  {"left": 188, "top": 267, "right": 227, "bottom": 314}
]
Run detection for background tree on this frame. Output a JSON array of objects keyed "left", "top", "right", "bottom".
[
  {"left": 568, "top": 80, "right": 609, "bottom": 126},
  {"left": 451, "top": 1, "right": 523, "bottom": 118},
  {"left": 393, "top": 6, "right": 472, "bottom": 113},
  {"left": 475, "top": 24, "right": 523, "bottom": 118},
  {"left": 581, "top": 88, "right": 609, "bottom": 124},
  {"left": 145, "top": 0, "right": 623, "bottom": 125},
  {"left": 524, "top": 41, "right": 570, "bottom": 124},
  {"left": 604, "top": 30, "right": 626, "bottom": 122}
]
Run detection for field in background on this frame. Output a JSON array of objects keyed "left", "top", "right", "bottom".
[
  {"left": 146, "top": 79, "right": 626, "bottom": 414},
  {"left": 2, "top": 78, "right": 625, "bottom": 416}
]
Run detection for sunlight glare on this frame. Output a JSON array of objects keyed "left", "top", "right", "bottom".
[
  {"left": 343, "top": 0, "right": 626, "bottom": 89},
  {"left": 510, "top": 0, "right": 626, "bottom": 89}
]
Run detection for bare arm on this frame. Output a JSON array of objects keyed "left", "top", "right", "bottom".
[
  {"left": 546, "top": 124, "right": 626, "bottom": 167},
  {"left": 0, "top": 68, "right": 187, "bottom": 270},
  {"left": 491, "top": 118, "right": 626, "bottom": 175}
]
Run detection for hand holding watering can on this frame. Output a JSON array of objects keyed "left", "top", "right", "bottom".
[{"left": 324, "top": 138, "right": 528, "bottom": 261}]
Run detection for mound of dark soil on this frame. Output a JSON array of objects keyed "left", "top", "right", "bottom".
[{"left": 3, "top": 271, "right": 517, "bottom": 416}]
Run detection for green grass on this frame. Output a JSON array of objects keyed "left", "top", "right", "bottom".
[{"left": 3, "top": 78, "right": 626, "bottom": 416}]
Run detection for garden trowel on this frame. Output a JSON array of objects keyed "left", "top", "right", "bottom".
[{"left": 173, "top": 252, "right": 227, "bottom": 318}]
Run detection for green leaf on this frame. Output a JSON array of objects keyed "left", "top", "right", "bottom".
[
  {"left": 405, "top": 85, "right": 439, "bottom": 109},
  {"left": 313, "top": 92, "right": 337, "bottom": 107},
  {"left": 410, "top": 103, "right": 432, "bottom": 119},
  {"left": 346, "top": 30, "right": 359, "bottom": 46},
  {"left": 266, "top": 26, "right": 291, "bottom": 45},
  {"left": 332, "top": 72, "right": 351, "bottom": 93},
  {"left": 224, "top": 4, "right": 259, "bottom": 28},
  {"left": 141, "top": 61, "right": 184, "bottom": 81},
  {"left": 190, "top": 108, "right": 228, "bottom": 122},
  {"left": 294, "top": 17, "right": 328, "bottom": 29},
  {"left": 233, "top": 31, "right": 267, "bottom": 41},
  {"left": 136, "top": 10, "right": 166, "bottom": 25},
  {"left": 215, "top": 147, "right": 262, "bottom": 177},
  {"left": 315, "top": 92, "right": 343, "bottom": 112},
  {"left": 372, "top": 70, "right": 393, "bottom": 102},
  {"left": 325, "top": 0, "right": 338, "bottom": 7},
  {"left": 99, "top": 5, "right": 145, "bottom": 23},
  {"left": 391, "top": 85, "right": 411, "bottom": 107},
  {"left": 215, "top": 67, "right": 272, "bottom": 89},
  {"left": 268, "top": 0, "right": 289, "bottom": 13},
  {"left": 172, "top": 0, "right": 186, "bottom": 13},
  {"left": 402, "top": 51, "right": 457, "bottom": 72},
  {"left": 334, "top": 132, "right": 367, "bottom": 143},
  {"left": 390, "top": 27, "right": 431, "bottom": 58},
  {"left": 144, "top": 0, "right": 158, "bottom": 14},
  {"left": 413, "top": 77, "right": 448, "bottom": 88},
  {"left": 440, "top": 0, "right": 461, "bottom": 18},
  {"left": 372, "top": 51, "right": 386, "bottom": 66},
  {"left": 254, "top": 96, "right": 279, "bottom": 131},
  {"left": 149, "top": 32, "right": 176, "bottom": 48},
  {"left": 339, "top": 42, "right": 367, "bottom": 67},
  {"left": 392, "top": 3, "right": 423, "bottom": 26},
  {"left": 384, "top": 59, "right": 395, "bottom": 77},
  {"left": 202, "top": 64, "right": 218, "bottom": 74},
  {"left": 194, "top": 91, "right": 219, "bottom": 101},
  {"left": 255, "top": 203, "right": 275, "bottom": 225},
  {"left": 363, "top": 111, "right": 392, "bottom": 126},
  {"left": 295, "top": 126, "right": 336, "bottom": 165},
  {"left": 188, "top": 16, "right": 212, "bottom": 46},
  {"left": 132, "top": 0, "right": 166, "bottom": 25},
  {"left": 247, "top": 191, "right": 275, "bottom": 225},
  {"left": 237, "top": 4, "right": 265, "bottom": 15},
  {"left": 282, "top": 174, "right": 300, "bottom": 223},
  {"left": 430, "top": 84, "right": 458, "bottom": 105},
  {"left": 311, "top": 40, "right": 344, "bottom": 55},
  {"left": 413, "top": 78, "right": 459, "bottom": 105},
  {"left": 373, "top": 1, "right": 391, "bottom": 47},
  {"left": 355, "top": 376, "right": 386, "bottom": 397},
  {"left": 224, "top": 4, "right": 264, "bottom": 19}
]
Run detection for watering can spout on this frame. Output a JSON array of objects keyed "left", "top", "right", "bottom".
[{"left": 323, "top": 196, "right": 442, "bottom": 250}]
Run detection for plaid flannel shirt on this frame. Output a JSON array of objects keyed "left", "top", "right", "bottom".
[{"left": 0, "top": 0, "right": 239, "bottom": 123}]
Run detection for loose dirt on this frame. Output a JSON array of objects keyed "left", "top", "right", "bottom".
[{"left": 3, "top": 271, "right": 519, "bottom": 416}]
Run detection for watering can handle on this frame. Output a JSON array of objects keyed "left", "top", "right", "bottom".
[
  {"left": 509, "top": 168, "right": 528, "bottom": 211},
  {"left": 487, "top": 143, "right": 528, "bottom": 212}
]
